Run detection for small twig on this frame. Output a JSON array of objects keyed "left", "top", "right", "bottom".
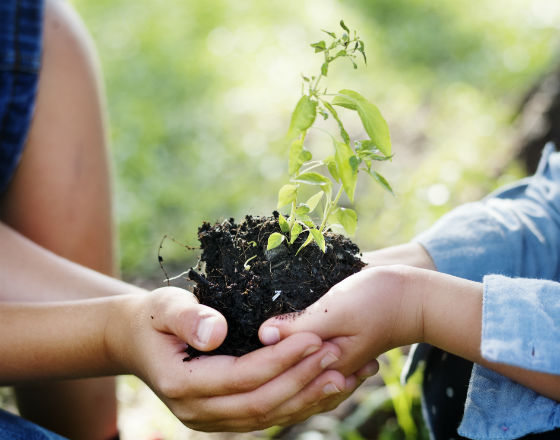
[
  {"left": 158, "top": 234, "right": 199, "bottom": 286},
  {"left": 158, "top": 235, "right": 171, "bottom": 286},
  {"left": 164, "top": 270, "right": 191, "bottom": 283}
]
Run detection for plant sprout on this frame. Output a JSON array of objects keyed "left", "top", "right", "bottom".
[{"left": 267, "top": 20, "right": 393, "bottom": 254}]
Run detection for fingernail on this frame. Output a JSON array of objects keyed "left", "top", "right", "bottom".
[
  {"left": 196, "top": 315, "right": 218, "bottom": 347},
  {"left": 322, "top": 382, "right": 341, "bottom": 395},
  {"left": 320, "top": 352, "right": 339, "bottom": 369},
  {"left": 261, "top": 327, "right": 280, "bottom": 345},
  {"left": 303, "top": 345, "right": 320, "bottom": 357}
]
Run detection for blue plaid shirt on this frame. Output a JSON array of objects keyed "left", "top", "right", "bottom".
[{"left": 406, "top": 143, "right": 560, "bottom": 439}]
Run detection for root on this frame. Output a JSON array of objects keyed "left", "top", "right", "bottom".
[{"left": 158, "top": 234, "right": 199, "bottom": 286}]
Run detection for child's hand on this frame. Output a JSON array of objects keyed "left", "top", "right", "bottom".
[
  {"left": 259, "top": 266, "right": 424, "bottom": 378},
  {"left": 107, "top": 287, "right": 364, "bottom": 431}
]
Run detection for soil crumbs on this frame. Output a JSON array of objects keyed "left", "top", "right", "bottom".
[{"left": 186, "top": 212, "right": 364, "bottom": 358}]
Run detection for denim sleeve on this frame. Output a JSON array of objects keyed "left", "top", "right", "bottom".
[
  {"left": 412, "top": 144, "right": 560, "bottom": 438},
  {"left": 482, "top": 274, "right": 560, "bottom": 374},
  {"left": 415, "top": 143, "right": 560, "bottom": 282}
]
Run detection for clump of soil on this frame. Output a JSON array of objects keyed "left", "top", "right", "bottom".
[{"left": 186, "top": 212, "right": 365, "bottom": 358}]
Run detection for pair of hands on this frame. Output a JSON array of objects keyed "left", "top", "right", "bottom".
[
  {"left": 107, "top": 287, "right": 378, "bottom": 432},
  {"left": 112, "top": 244, "right": 434, "bottom": 432}
]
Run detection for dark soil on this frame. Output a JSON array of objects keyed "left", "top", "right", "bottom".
[{"left": 185, "top": 212, "right": 365, "bottom": 358}]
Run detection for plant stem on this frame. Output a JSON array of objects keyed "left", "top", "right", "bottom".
[
  {"left": 299, "top": 161, "right": 325, "bottom": 175},
  {"left": 319, "top": 185, "right": 343, "bottom": 232},
  {"left": 289, "top": 200, "right": 296, "bottom": 230}
]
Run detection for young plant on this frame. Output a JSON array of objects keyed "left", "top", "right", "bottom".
[{"left": 267, "top": 20, "right": 393, "bottom": 254}]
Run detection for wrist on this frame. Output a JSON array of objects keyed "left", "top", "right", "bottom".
[
  {"left": 366, "top": 265, "right": 427, "bottom": 348},
  {"left": 420, "top": 272, "right": 483, "bottom": 359},
  {"left": 103, "top": 293, "right": 146, "bottom": 376}
]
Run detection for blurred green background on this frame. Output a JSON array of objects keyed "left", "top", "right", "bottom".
[
  {"left": 71, "top": 0, "right": 559, "bottom": 280},
  {"left": 66, "top": 0, "right": 559, "bottom": 438}
]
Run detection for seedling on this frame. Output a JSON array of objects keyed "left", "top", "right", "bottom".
[{"left": 267, "top": 20, "right": 393, "bottom": 254}]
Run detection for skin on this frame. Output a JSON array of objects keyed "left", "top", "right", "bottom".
[
  {"left": 0, "top": 0, "right": 376, "bottom": 436},
  {"left": 260, "top": 242, "right": 560, "bottom": 403},
  {"left": 0, "top": 0, "right": 119, "bottom": 437},
  {"left": 0, "top": 222, "right": 379, "bottom": 433}
]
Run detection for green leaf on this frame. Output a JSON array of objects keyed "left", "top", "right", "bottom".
[
  {"left": 332, "top": 89, "right": 392, "bottom": 156},
  {"left": 292, "top": 172, "right": 331, "bottom": 187},
  {"left": 327, "top": 207, "right": 356, "bottom": 236},
  {"left": 358, "top": 40, "right": 367, "bottom": 64},
  {"left": 288, "top": 95, "right": 317, "bottom": 139},
  {"left": 310, "top": 40, "right": 327, "bottom": 52},
  {"left": 277, "top": 184, "right": 298, "bottom": 208},
  {"left": 309, "top": 229, "right": 326, "bottom": 252},
  {"left": 295, "top": 212, "right": 314, "bottom": 226},
  {"left": 301, "top": 150, "right": 312, "bottom": 162},
  {"left": 340, "top": 20, "right": 350, "bottom": 33},
  {"left": 323, "top": 101, "right": 350, "bottom": 144},
  {"left": 355, "top": 140, "right": 392, "bottom": 161},
  {"left": 296, "top": 232, "right": 314, "bottom": 255},
  {"left": 267, "top": 232, "right": 285, "bottom": 250},
  {"left": 306, "top": 191, "right": 324, "bottom": 212},
  {"left": 333, "top": 140, "right": 358, "bottom": 203},
  {"left": 278, "top": 213, "right": 290, "bottom": 233},
  {"left": 290, "top": 222, "right": 302, "bottom": 244},
  {"left": 358, "top": 150, "right": 392, "bottom": 162},
  {"left": 368, "top": 170, "right": 394, "bottom": 194},
  {"left": 356, "top": 139, "right": 377, "bottom": 151},
  {"left": 321, "top": 62, "right": 329, "bottom": 77},
  {"left": 338, "top": 208, "right": 358, "bottom": 235},
  {"left": 349, "top": 155, "right": 360, "bottom": 172},
  {"left": 295, "top": 204, "right": 310, "bottom": 215},
  {"left": 289, "top": 139, "right": 304, "bottom": 176},
  {"left": 322, "top": 29, "right": 336, "bottom": 38},
  {"left": 324, "top": 156, "right": 340, "bottom": 182}
]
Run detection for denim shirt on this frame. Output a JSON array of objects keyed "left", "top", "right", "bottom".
[{"left": 404, "top": 143, "right": 560, "bottom": 439}]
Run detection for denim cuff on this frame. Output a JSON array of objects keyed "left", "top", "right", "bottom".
[{"left": 481, "top": 274, "right": 560, "bottom": 375}]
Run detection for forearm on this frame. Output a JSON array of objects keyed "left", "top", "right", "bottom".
[
  {"left": 362, "top": 242, "right": 436, "bottom": 270},
  {"left": 0, "top": 221, "right": 141, "bottom": 301},
  {"left": 0, "top": 295, "right": 137, "bottom": 384},
  {"left": 409, "top": 267, "right": 560, "bottom": 402}
]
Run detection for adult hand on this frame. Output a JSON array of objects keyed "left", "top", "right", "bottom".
[{"left": 107, "top": 287, "right": 368, "bottom": 431}]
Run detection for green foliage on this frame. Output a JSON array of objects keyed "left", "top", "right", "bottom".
[
  {"left": 332, "top": 90, "right": 391, "bottom": 157},
  {"left": 337, "top": 349, "right": 428, "bottom": 440},
  {"left": 70, "top": 0, "right": 556, "bottom": 280},
  {"left": 69, "top": 0, "right": 558, "bottom": 436},
  {"left": 266, "top": 232, "right": 285, "bottom": 250},
  {"left": 379, "top": 349, "right": 420, "bottom": 439},
  {"left": 268, "top": 21, "right": 393, "bottom": 253}
]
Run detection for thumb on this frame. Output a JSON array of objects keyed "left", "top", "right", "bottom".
[
  {"left": 153, "top": 287, "right": 228, "bottom": 351},
  {"left": 259, "top": 289, "right": 347, "bottom": 345}
]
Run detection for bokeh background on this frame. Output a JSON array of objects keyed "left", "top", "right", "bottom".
[{"left": 68, "top": 0, "right": 560, "bottom": 437}]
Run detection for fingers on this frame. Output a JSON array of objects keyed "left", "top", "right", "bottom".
[
  {"left": 151, "top": 287, "right": 227, "bottom": 352},
  {"left": 188, "top": 368, "right": 375, "bottom": 432},
  {"left": 194, "top": 370, "right": 347, "bottom": 432},
  {"left": 184, "top": 332, "right": 324, "bottom": 396},
  {"left": 258, "top": 269, "right": 381, "bottom": 345},
  {"left": 259, "top": 289, "right": 348, "bottom": 346},
  {"left": 355, "top": 360, "right": 380, "bottom": 380},
  {"left": 180, "top": 343, "right": 346, "bottom": 431},
  {"left": 268, "top": 360, "right": 378, "bottom": 427}
]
